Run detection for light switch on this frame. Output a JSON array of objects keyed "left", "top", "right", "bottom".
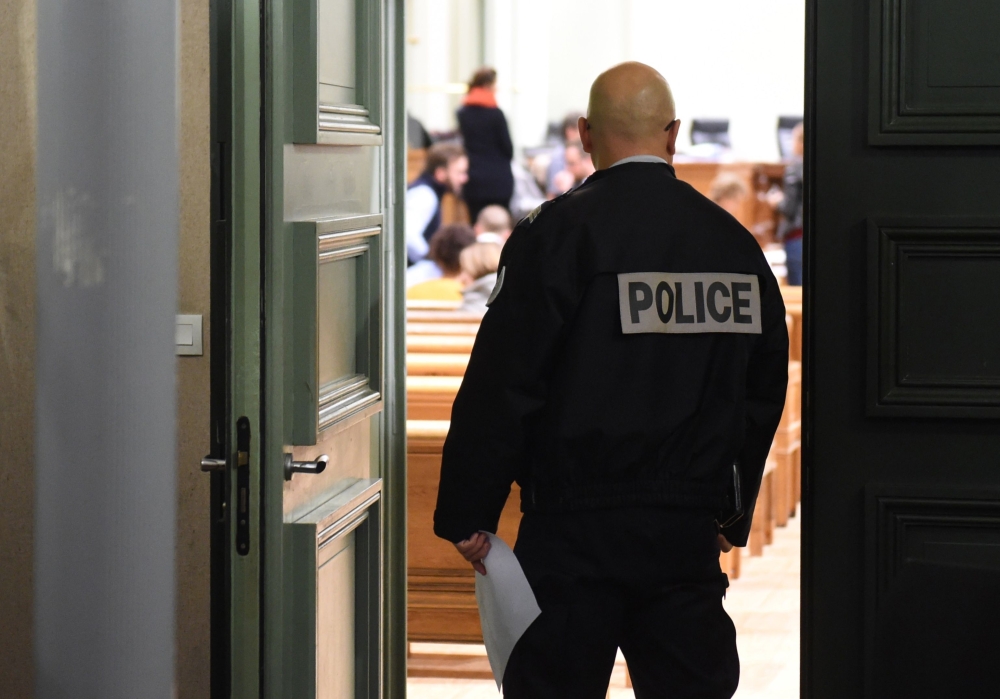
[
  {"left": 176, "top": 314, "right": 203, "bottom": 356},
  {"left": 176, "top": 324, "right": 194, "bottom": 346}
]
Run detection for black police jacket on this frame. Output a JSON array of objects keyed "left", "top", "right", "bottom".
[{"left": 433, "top": 160, "right": 789, "bottom": 547}]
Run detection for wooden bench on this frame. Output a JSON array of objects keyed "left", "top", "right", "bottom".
[
  {"left": 407, "top": 299, "right": 463, "bottom": 312},
  {"left": 773, "top": 360, "right": 802, "bottom": 524},
  {"left": 406, "top": 353, "right": 470, "bottom": 377},
  {"left": 780, "top": 285, "right": 803, "bottom": 363},
  {"left": 407, "top": 310, "right": 484, "bottom": 324},
  {"left": 407, "top": 334, "right": 476, "bottom": 354},
  {"left": 406, "top": 321, "right": 481, "bottom": 336},
  {"left": 407, "top": 419, "right": 520, "bottom": 678},
  {"left": 406, "top": 419, "right": 743, "bottom": 640},
  {"left": 749, "top": 449, "right": 778, "bottom": 556},
  {"left": 407, "top": 375, "right": 462, "bottom": 421},
  {"left": 777, "top": 292, "right": 803, "bottom": 512},
  {"left": 402, "top": 289, "right": 812, "bottom": 666}
]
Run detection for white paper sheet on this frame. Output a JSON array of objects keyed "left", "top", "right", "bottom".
[{"left": 474, "top": 532, "right": 542, "bottom": 690}]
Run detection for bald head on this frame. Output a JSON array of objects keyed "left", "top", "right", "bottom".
[{"left": 580, "top": 62, "right": 680, "bottom": 170}]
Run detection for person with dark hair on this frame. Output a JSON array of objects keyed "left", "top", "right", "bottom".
[
  {"left": 406, "top": 224, "right": 477, "bottom": 301},
  {"left": 457, "top": 66, "right": 515, "bottom": 223},
  {"left": 406, "top": 142, "right": 469, "bottom": 265},
  {"left": 546, "top": 111, "right": 585, "bottom": 193},
  {"left": 549, "top": 140, "right": 595, "bottom": 197},
  {"left": 407, "top": 112, "right": 433, "bottom": 149}
]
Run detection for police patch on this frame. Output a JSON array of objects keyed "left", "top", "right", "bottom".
[
  {"left": 486, "top": 266, "right": 505, "bottom": 307},
  {"left": 617, "top": 272, "right": 762, "bottom": 335}
]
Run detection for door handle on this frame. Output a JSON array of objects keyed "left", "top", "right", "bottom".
[
  {"left": 201, "top": 456, "right": 227, "bottom": 472},
  {"left": 284, "top": 453, "right": 329, "bottom": 480}
]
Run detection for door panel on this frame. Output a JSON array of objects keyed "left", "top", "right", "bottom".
[
  {"left": 318, "top": 535, "right": 356, "bottom": 699},
  {"left": 318, "top": 0, "right": 357, "bottom": 104},
  {"left": 273, "top": 0, "right": 389, "bottom": 695},
  {"left": 806, "top": 0, "right": 1000, "bottom": 696},
  {"left": 283, "top": 420, "right": 373, "bottom": 522},
  {"left": 221, "top": 0, "right": 402, "bottom": 696},
  {"left": 289, "top": 215, "right": 383, "bottom": 445},
  {"left": 283, "top": 479, "right": 382, "bottom": 698},
  {"left": 284, "top": 146, "right": 379, "bottom": 220}
]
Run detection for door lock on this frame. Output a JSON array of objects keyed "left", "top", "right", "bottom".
[
  {"left": 284, "top": 453, "right": 329, "bottom": 480},
  {"left": 235, "top": 417, "right": 251, "bottom": 556},
  {"left": 200, "top": 457, "right": 227, "bottom": 472}
]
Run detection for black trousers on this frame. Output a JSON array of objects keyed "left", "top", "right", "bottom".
[{"left": 502, "top": 574, "right": 739, "bottom": 699}]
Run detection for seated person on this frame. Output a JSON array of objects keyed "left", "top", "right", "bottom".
[
  {"left": 457, "top": 242, "right": 503, "bottom": 315},
  {"left": 473, "top": 204, "right": 513, "bottom": 246},
  {"left": 767, "top": 123, "right": 805, "bottom": 286},
  {"left": 509, "top": 160, "right": 546, "bottom": 221},
  {"left": 405, "top": 142, "right": 469, "bottom": 265},
  {"left": 545, "top": 111, "right": 584, "bottom": 192},
  {"left": 709, "top": 172, "right": 749, "bottom": 218},
  {"left": 548, "top": 140, "right": 595, "bottom": 198},
  {"left": 406, "top": 224, "right": 476, "bottom": 300}
]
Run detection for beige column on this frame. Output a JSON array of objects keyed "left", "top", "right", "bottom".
[{"left": 0, "top": 0, "right": 37, "bottom": 695}]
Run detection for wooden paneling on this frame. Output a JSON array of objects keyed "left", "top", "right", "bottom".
[
  {"left": 865, "top": 487, "right": 1000, "bottom": 696},
  {"left": 870, "top": 0, "right": 1000, "bottom": 144},
  {"left": 867, "top": 219, "right": 1000, "bottom": 417}
]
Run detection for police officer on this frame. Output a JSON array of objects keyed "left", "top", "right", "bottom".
[{"left": 434, "top": 62, "right": 788, "bottom": 699}]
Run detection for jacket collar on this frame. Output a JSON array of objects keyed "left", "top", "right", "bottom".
[
  {"left": 586, "top": 157, "right": 676, "bottom": 184},
  {"left": 610, "top": 154, "right": 669, "bottom": 168}
]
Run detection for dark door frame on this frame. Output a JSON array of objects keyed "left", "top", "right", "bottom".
[
  {"left": 800, "top": 0, "right": 817, "bottom": 695},
  {"left": 209, "top": 0, "right": 233, "bottom": 694}
]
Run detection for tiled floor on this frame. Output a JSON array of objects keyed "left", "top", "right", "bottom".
[{"left": 408, "top": 509, "right": 801, "bottom": 698}]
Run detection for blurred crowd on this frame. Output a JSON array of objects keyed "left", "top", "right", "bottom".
[{"left": 405, "top": 66, "right": 805, "bottom": 304}]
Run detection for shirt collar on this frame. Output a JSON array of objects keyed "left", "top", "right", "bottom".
[{"left": 609, "top": 155, "right": 669, "bottom": 168}]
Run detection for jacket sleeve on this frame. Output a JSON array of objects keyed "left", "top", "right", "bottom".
[
  {"left": 433, "top": 212, "right": 579, "bottom": 543},
  {"left": 720, "top": 269, "right": 789, "bottom": 547}
]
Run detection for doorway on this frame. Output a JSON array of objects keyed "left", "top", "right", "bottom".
[{"left": 402, "top": 1, "right": 805, "bottom": 696}]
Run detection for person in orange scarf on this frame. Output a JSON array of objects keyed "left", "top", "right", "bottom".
[{"left": 457, "top": 67, "right": 515, "bottom": 223}]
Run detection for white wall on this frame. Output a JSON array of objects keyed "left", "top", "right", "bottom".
[
  {"left": 405, "top": 0, "right": 487, "bottom": 136},
  {"left": 484, "top": 0, "right": 552, "bottom": 154},
  {"left": 544, "top": 0, "right": 630, "bottom": 136},
  {"left": 407, "top": 0, "right": 805, "bottom": 161}
]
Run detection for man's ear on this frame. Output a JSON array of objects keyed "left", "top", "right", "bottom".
[
  {"left": 579, "top": 116, "right": 593, "bottom": 154},
  {"left": 434, "top": 165, "right": 448, "bottom": 183},
  {"left": 666, "top": 119, "right": 681, "bottom": 158}
]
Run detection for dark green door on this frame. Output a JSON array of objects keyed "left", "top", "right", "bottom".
[
  {"left": 806, "top": 0, "right": 1000, "bottom": 696},
  {"left": 213, "top": 0, "right": 407, "bottom": 696}
]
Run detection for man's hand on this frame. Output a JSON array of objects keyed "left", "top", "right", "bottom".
[
  {"left": 454, "top": 532, "right": 492, "bottom": 575},
  {"left": 718, "top": 534, "right": 734, "bottom": 553}
]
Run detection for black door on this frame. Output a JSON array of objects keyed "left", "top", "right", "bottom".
[{"left": 805, "top": 0, "right": 1000, "bottom": 696}]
